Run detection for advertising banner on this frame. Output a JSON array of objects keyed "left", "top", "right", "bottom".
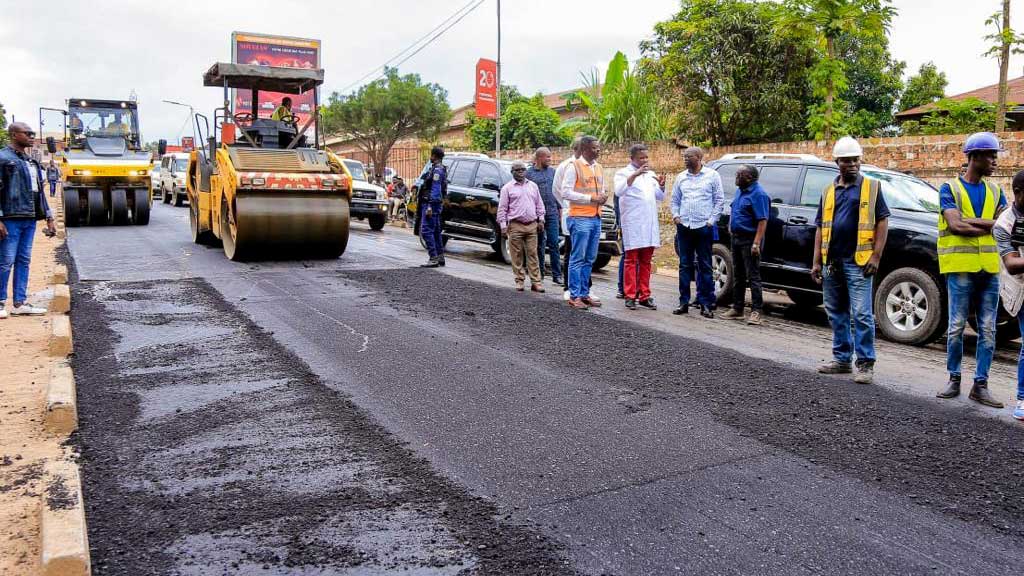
[
  {"left": 231, "top": 32, "right": 321, "bottom": 127},
  {"left": 475, "top": 58, "right": 498, "bottom": 119}
]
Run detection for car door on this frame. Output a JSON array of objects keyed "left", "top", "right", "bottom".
[
  {"left": 778, "top": 165, "right": 838, "bottom": 287},
  {"left": 752, "top": 164, "right": 802, "bottom": 285},
  {"left": 470, "top": 161, "right": 503, "bottom": 232},
  {"left": 444, "top": 159, "right": 478, "bottom": 233}
]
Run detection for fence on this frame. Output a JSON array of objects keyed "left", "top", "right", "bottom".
[{"left": 327, "top": 143, "right": 426, "bottom": 182}]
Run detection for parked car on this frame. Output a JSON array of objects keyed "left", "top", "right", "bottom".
[
  {"left": 407, "top": 153, "right": 619, "bottom": 268},
  {"left": 159, "top": 153, "right": 191, "bottom": 206},
  {"left": 149, "top": 165, "right": 161, "bottom": 192},
  {"left": 707, "top": 153, "right": 1017, "bottom": 347},
  {"left": 341, "top": 159, "right": 389, "bottom": 231}
]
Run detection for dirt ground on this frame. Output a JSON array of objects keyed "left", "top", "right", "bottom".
[{"left": 0, "top": 206, "right": 65, "bottom": 575}]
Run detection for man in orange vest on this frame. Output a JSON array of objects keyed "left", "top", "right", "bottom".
[{"left": 558, "top": 135, "right": 608, "bottom": 309}]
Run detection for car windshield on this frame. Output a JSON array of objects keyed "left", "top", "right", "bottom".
[
  {"left": 69, "top": 105, "right": 139, "bottom": 141},
  {"left": 862, "top": 169, "right": 940, "bottom": 213},
  {"left": 344, "top": 161, "right": 368, "bottom": 182},
  {"left": 174, "top": 159, "right": 188, "bottom": 171}
]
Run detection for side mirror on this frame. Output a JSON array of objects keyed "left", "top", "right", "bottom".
[
  {"left": 46, "top": 137, "right": 57, "bottom": 154},
  {"left": 482, "top": 181, "right": 500, "bottom": 192},
  {"left": 771, "top": 197, "right": 784, "bottom": 204},
  {"left": 158, "top": 139, "right": 167, "bottom": 156}
]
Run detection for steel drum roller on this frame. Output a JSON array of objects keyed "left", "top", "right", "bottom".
[{"left": 224, "top": 192, "right": 350, "bottom": 260}]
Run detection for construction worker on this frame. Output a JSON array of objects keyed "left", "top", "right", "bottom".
[
  {"left": 271, "top": 97, "right": 294, "bottom": 122},
  {"left": 935, "top": 132, "right": 1006, "bottom": 408},
  {"left": 991, "top": 169, "right": 1024, "bottom": 421},
  {"left": 811, "top": 136, "right": 889, "bottom": 385}
]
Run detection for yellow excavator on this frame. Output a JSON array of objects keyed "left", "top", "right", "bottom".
[
  {"left": 184, "top": 62, "right": 352, "bottom": 260},
  {"left": 45, "top": 98, "right": 153, "bottom": 226}
]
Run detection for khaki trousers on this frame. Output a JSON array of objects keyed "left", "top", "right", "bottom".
[{"left": 508, "top": 220, "right": 541, "bottom": 283}]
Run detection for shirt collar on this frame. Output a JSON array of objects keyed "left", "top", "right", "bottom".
[
  {"left": 834, "top": 173, "right": 864, "bottom": 189},
  {"left": 682, "top": 166, "right": 708, "bottom": 179},
  {"left": 739, "top": 182, "right": 762, "bottom": 194}
]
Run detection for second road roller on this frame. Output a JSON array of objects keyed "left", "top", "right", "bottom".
[{"left": 184, "top": 62, "right": 352, "bottom": 261}]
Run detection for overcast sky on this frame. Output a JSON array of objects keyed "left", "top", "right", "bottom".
[{"left": 2, "top": 0, "right": 1022, "bottom": 143}]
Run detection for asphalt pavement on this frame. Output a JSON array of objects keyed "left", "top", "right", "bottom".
[{"left": 66, "top": 202, "right": 1024, "bottom": 575}]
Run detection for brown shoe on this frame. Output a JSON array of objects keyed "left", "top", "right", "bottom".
[
  {"left": 581, "top": 296, "right": 602, "bottom": 308},
  {"left": 746, "top": 311, "right": 763, "bottom": 325},
  {"left": 721, "top": 309, "right": 743, "bottom": 320},
  {"left": 568, "top": 298, "right": 590, "bottom": 309},
  {"left": 515, "top": 281, "right": 525, "bottom": 292},
  {"left": 531, "top": 283, "right": 546, "bottom": 293}
]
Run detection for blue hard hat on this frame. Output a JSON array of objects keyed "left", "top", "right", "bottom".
[{"left": 963, "top": 132, "right": 1003, "bottom": 154}]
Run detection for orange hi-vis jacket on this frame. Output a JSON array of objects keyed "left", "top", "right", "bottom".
[{"left": 568, "top": 158, "right": 604, "bottom": 218}]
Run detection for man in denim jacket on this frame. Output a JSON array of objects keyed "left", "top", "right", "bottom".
[{"left": 0, "top": 122, "right": 56, "bottom": 318}]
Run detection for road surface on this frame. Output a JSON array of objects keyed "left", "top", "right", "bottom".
[{"left": 65, "top": 202, "right": 1024, "bottom": 575}]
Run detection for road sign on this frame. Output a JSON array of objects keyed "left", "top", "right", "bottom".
[{"left": 475, "top": 58, "right": 498, "bottom": 119}]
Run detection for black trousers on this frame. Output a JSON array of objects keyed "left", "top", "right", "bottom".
[{"left": 731, "top": 235, "right": 764, "bottom": 312}]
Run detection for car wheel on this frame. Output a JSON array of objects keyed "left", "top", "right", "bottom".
[
  {"left": 592, "top": 253, "right": 612, "bottom": 271},
  {"left": 787, "top": 290, "right": 823, "bottom": 308},
  {"left": 491, "top": 221, "right": 512, "bottom": 264},
  {"left": 874, "top": 267, "right": 943, "bottom": 346},
  {"left": 162, "top": 185, "right": 172, "bottom": 204},
  {"left": 369, "top": 213, "right": 386, "bottom": 231},
  {"left": 711, "top": 243, "right": 734, "bottom": 306}
]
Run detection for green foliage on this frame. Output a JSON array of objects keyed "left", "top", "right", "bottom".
[
  {"left": 899, "top": 62, "right": 947, "bottom": 113},
  {"left": 564, "top": 51, "right": 670, "bottom": 144},
  {"left": 836, "top": 33, "right": 904, "bottom": 136},
  {"left": 466, "top": 90, "right": 571, "bottom": 151},
  {"left": 983, "top": 8, "right": 1024, "bottom": 60},
  {"left": 0, "top": 102, "right": 8, "bottom": 147},
  {"left": 321, "top": 68, "right": 450, "bottom": 171},
  {"left": 901, "top": 98, "right": 1011, "bottom": 136}
]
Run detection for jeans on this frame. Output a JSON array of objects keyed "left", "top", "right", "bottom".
[
  {"left": 946, "top": 272, "right": 999, "bottom": 383},
  {"left": 822, "top": 258, "right": 876, "bottom": 365},
  {"left": 0, "top": 218, "right": 37, "bottom": 306},
  {"left": 567, "top": 216, "right": 601, "bottom": 299},
  {"left": 731, "top": 235, "right": 763, "bottom": 312},
  {"left": 539, "top": 210, "right": 562, "bottom": 281},
  {"left": 421, "top": 201, "right": 444, "bottom": 259},
  {"left": 1016, "top": 312, "right": 1024, "bottom": 400},
  {"left": 48, "top": 180, "right": 57, "bottom": 196},
  {"left": 675, "top": 224, "right": 714, "bottom": 307}
]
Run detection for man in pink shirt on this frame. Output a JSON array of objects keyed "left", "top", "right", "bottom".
[{"left": 498, "top": 161, "right": 546, "bottom": 292}]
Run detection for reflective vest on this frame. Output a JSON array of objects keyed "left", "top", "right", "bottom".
[
  {"left": 937, "top": 178, "right": 1000, "bottom": 274},
  {"left": 820, "top": 177, "right": 880, "bottom": 266},
  {"left": 568, "top": 159, "right": 603, "bottom": 218}
]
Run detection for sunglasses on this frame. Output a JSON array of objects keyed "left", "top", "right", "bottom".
[{"left": 14, "top": 130, "right": 36, "bottom": 137}]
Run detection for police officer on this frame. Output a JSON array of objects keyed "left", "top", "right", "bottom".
[{"left": 417, "top": 146, "right": 448, "bottom": 268}]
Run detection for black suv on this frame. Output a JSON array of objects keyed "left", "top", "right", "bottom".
[
  {"left": 408, "top": 153, "right": 620, "bottom": 269},
  {"left": 708, "top": 154, "right": 1017, "bottom": 347}
]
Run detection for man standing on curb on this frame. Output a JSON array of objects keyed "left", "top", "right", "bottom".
[
  {"left": 555, "top": 137, "right": 582, "bottom": 296},
  {"left": 991, "top": 169, "right": 1024, "bottom": 421},
  {"left": 526, "top": 147, "right": 561, "bottom": 285},
  {"left": 614, "top": 144, "right": 665, "bottom": 310},
  {"left": 671, "top": 146, "right": 723, "bottom": 318},
  {"left": 46, "top": 161, "right": 60, "bottom": 198},
  {"left": 0, "top": 123, "right": 56, "bottom": 319},
  {"left": 559, "top": 135, "right": 607, "bottom": 310},
  {"left": 499, "top": 161, "right": 546, "bottom": 292},
  {"left": 721, "top": 165, "right": 769, "bottom": 325},
  {"left": 417, "top": 146, "right": 448, "bottom": 268},
  {"left": 935, "top": 132, "right": 1006, "bottom": 408},
  {"left": 812, "top": 136, "right": 889, "bottom": 385}
]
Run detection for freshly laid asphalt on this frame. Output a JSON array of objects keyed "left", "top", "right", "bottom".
[{"left": 66, "top": 203, "right": 1024, "bottom": 575}]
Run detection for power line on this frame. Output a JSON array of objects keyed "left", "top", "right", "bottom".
[{"left": 337, "top": 0, "right": 485, "bottom": 94}]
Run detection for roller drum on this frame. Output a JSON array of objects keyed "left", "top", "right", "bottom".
[{"left": 223, "top": 192, "right": 349, "bottom": 261}]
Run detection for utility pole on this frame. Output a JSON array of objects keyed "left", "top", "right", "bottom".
[
  {"left": 495, "top": 0, "right": 501, "bottom": 157},
  {"left": 996, "top": 0, "right": 1011, "bottom": 133}
]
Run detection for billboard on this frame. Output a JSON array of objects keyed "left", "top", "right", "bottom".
[
  {"left": 231, "top": 32, "right": 321, "bottom": 127},
  {"left": 475, "top": 59, "right": 498, "bottom": 119}
]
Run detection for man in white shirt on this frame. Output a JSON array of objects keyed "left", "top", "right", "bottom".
[
  {"left": 553, "top": 137, "right": 581, "bottom": 292},
  {"left": 670, "top": 146, "right": 724, "bottom": 318},
  {"left": 558, "top": 135, "right": 608, "bottom": 310},
  {"left": 614, "top": 144, "right": 665, "bottom": 310}
]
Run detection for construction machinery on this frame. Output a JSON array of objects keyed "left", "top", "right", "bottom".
[
  {"left": 185, "top": 62, "right": 352, "bottom": 260},
  {"left": 45, "top": 98, "right": 154, "bottom": 226}
]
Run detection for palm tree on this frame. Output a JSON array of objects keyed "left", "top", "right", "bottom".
[{"left": 779, "top": 0, "right": 895, "bottom": 140}]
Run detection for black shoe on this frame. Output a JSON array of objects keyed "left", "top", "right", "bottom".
[
  {"left": 672, "top": 304, "right": 689, "bottom": 315},
  {"left": 616, "top": 291, "right": 625, "bottom": 299},
  {"left": 936, "top": 375, "right": 961, "bottom": 399},
  {"left": 625, "top": 299, "right": 637, "bottom": 310},
  {"left": 638, "top": 298, "right": 657, "bottom": 310},
  {"left": 700, "top": 305, "right": 714, "bottom": 318},
  {"left": 438, "top": 256, "right": 446, "bottom": 267},
  {"left": 969, "top": 381, "right": 1005, "bottom": 408},
  {"left": 552, "top": 277, "right": 564, "bottom": 286}
]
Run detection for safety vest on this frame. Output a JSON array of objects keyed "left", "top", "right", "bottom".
[
  {"left": 820, "top": 177, "right": 880, "bottom": 266},
  {"left": 937, "top": 178, "right": 1000, "bottom": 274},
  {"left": 568, "top": 159, "right": 603, "bottom": 218}
]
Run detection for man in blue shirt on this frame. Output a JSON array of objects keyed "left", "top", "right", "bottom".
[
  {"left": 416, "top": 146, "right": 448, "bottom": 268},
  {"left": 1, "top": 123, "right": 56, "bottom": 319},
  {"left": 721, "top": 165, "right": 769, "bottom": 325},
  {"left": 526, "top": 147, "right": 562, "bottom": 285},
  {"left": 670, "top": 146, "right": 724, "bottom": 318}
]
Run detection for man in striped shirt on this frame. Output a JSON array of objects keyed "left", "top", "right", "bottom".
[{"left": 670, "top": 146, "right": 724, "bottom": 318}]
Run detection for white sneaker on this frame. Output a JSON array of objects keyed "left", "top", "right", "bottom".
[
  {"left": 0, "top": 309, "right": 7, "bottom": 319},
  {"left": 10, "top": 303, "right": 47, "bottom": 316}
]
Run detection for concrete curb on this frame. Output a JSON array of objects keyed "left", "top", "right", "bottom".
[
  {"left": 40, "top": 459, "right": 91, "bottom": 576},
  {"left": 52, "top": 265, "right": 68, "bottom": 285},
  {"left": 51, "top": 284, "right": 71, "bottom": 314},
  {"left": 49, "top": 315, "right": 73, "bottom": 357},
  {"left": 45, "top": 363, "right": 77, "bottom": 435}
]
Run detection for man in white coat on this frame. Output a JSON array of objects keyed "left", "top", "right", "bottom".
[{"left": 614, "top": 144, "right": 666, "bottom": 310}]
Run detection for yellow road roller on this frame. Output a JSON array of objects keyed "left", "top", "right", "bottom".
[
  {"left": 185, "top": 62, "right": 352, "bottom": 261},
  {"left": 45, "top": 98, "right": 154, "bottom": 226}
]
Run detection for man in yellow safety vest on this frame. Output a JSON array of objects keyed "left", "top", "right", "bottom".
[
  {"left": 811, "top": 136, "right": 890, "bottom": 384},
  {"left": 935, "top": 132, "right": 1007, "bottom": 408}
]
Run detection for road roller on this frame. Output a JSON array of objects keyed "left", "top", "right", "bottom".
[
  {"left": 185, "top": 62, "right": 352, "bottom": 261},
  {"left": 44, "top": 98, "right": 154, "bottom": 226}
]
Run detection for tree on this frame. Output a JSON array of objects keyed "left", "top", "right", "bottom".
[
  {"left": 899, "top": 62, "right": 948, "bottom": 113},
  {"left": 901, "top": 97, "right": 1009, "bottom": 136},
  {"left": 564, "top": 51, "right": 670, "bottom": 144},
  {"left": 321, "top": 68, "right": 450, "bottom": 175},
  {"left": 779, "top": 0, "right": 896, "bottom": 140},
  {"left": 640, "top": 0, "right": 816, "bottom": 146},
  {"left": 835, "top": 32, "right": 905, "bottom": 136},
  {"left": 0, "top": 102, "right": 8, "bottom": 147},
  {"left": 984, "top": 0, "right": 1024, "bottom": 132},
  {"left": 466, "top": 89, "right": 571, "bottom": 152}
]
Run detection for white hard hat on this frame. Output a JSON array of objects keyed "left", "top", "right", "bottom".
[{"left": 832, "top": 136, "right": 863, "bottom": 159}]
